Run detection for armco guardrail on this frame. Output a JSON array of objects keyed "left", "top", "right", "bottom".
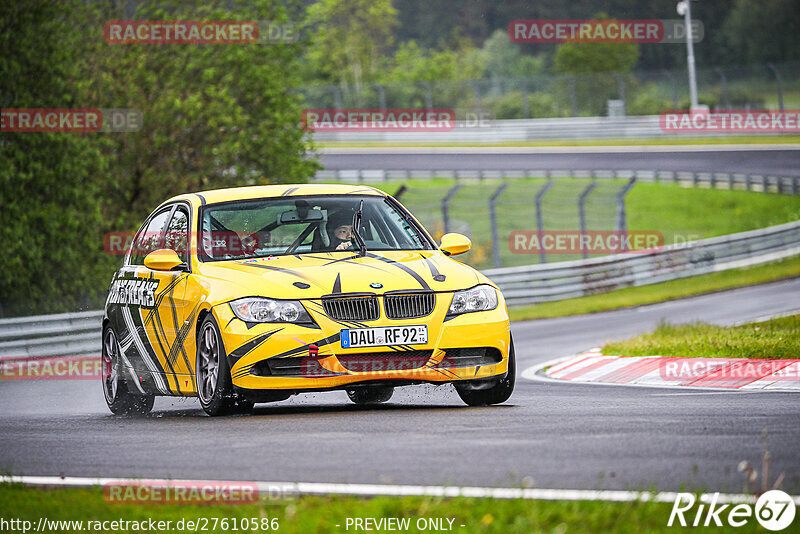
[
  {"left": 484, "top": 220, "right": 800, "bottom": 306},
  {"left": 310, "top": 115, "right": 799, "bottom": 143},
  {"left": 0, "top": 222, "right": 798, "bottom": 359},
  {"left": 313, "top": 168, "right": 800, "bottom": 195},
  {"left": 0, "top": 310, "right": 102, "bottom": 360}
]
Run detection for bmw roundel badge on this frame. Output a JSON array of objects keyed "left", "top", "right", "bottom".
[{"left": 369, "top": 282, "right": 383, "bottom": 289}]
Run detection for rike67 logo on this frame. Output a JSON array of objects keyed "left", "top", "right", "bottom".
[{"left": 668, "top": 490, "right": 796, "bottom": 530}]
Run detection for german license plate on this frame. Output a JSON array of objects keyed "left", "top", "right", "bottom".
[{"left": 340, "top": 325, "right": 428, "bottom": 348}]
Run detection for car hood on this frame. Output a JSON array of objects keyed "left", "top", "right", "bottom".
[{"left": 196, "top": 250, "right": 482, "bottom": 301}]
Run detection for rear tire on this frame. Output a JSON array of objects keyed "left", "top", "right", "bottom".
[
  {"left": 196, "top": 316, "right": 253, "bottom": 416},
  {"left": 102, "top": 327, "right": 155, "bottom": 415},
  {"left": 456, "top": 340, "right": 515, "bottom": 407},
  {"left": 347, "top": 386, "right": 394, "bottom": 404}
]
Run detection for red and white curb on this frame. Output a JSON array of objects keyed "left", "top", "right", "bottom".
[{"left": 523, "top": 348, "right": 800, "bottom": 391}]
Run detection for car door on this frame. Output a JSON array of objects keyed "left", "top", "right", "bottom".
[{"left": 112, "top": 206, "right": 175, "bottom": 395}]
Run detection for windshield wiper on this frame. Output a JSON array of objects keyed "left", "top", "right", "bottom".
[{"left": 352, "top": 199, "right": 367, "bottom": 257}]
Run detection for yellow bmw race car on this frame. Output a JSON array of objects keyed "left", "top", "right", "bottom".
[{"left": 101, "top": 184, "right": 514, "bottom": 415}]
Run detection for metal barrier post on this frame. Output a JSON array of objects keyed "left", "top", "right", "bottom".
[
  {"left": 372, "top": 83, "right": 386, "bottom": 112},
  {"left": 535, "top": 180, "right": 554, "bottom": 263},
  {"left": 715, "top": 68, "right": 730, "bottom": 109},
  {"left": 579, "top": 181, "right": 598, "bottom": 259},
  {"left": 615, "top": 178, "right": 637, "bottom": 252},
  {"left": 768, "top": 64, "right": 785, "bottom": 111},
  {"left": 489, "top": 183, "right": 510, "bottom": 268},
  {"left": 521, "top": 79, "right": 530, "bottom": 119},
  {"left": 441, "top": 183, "right": 463, "bottom": 234},
  {"left": 418, "top": 81, "right": 433, "bottom": 112}
]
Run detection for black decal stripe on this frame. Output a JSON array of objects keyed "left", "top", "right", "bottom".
[
  {"left": 268, "top": 332, "right": 341, "bottom": 360},
  {"left": 129, "top": 305, "right": 169, "bottom": 378},
  {"left": 239, "top": 262, "right": 312, "bottom": 281},
  {"left": 228, "top": 328, "right": 284, "bottom": 372},
  {"left": 148, "top": 311, "right": 178, "bottom": 392},
  {"left": 169, "top": 303, "right": 201, "bottom": 376},
  {"left": 281, "top": 186, "right": 300, "bottom": 197},
  {"left": 365, "top": 253, "right": 430, "bottom": 290},
  {"left": 332, "top": 273, "right": 342, "bottom": 294},
  {"left": 420, "top": 254, "right": 441, "bottom": 277}
]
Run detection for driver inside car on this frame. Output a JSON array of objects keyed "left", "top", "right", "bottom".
[{"left": 326, "top": 209, "right": 358, "bottom": 251}]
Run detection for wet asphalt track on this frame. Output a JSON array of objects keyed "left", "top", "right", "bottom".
[{"left": 1, "top": 278, "right": 798, "bottom": 493}]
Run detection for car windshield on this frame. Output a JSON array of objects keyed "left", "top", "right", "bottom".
[{"left": 199, "top": 195, "right": 430, "bottom": 261}]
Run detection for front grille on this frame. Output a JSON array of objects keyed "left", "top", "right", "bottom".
[
  {"left": 436, "top": 348, "right": 502, "bottom": 368},
  {"left": 384, "top": 292, "right": 435, "bottom": 319},
  {"left": 322, "top": 296, "right": 380, "bottom": 321},
  {"left": 337, "top": 350, "right": 433, "bottom": 373}
]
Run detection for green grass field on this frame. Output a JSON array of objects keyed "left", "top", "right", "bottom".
[
  {"left": 508, "top": 255, "right": 800, "bottom": 321},
  {"left": 603, "top": 314, "right": 800, "bottom": 360},
  {"left": 0, "top": 483, "right": 767, "bottom": 534}
]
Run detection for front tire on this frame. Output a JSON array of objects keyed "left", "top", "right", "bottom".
[
  {"left": 101, "top": 327, "right": 154, "bottom": 415},
  {"left": 347, "top": 386, "right": 394, "bottom": 404},
  {"left": 196, "top": 316, "right": 253, "bottom": 416},
  {"left": 456, "top": 340, "right": 516, "bottom": 407}
]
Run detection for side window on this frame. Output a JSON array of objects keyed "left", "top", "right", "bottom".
[
  {"left": 164, "top": 207, "right": 189, "bottom": 264},
  {"left": 130, "top": 208, "right": 172, "bottom": 265}
]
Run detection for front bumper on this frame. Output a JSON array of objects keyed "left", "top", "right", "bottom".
[{"left": 215, "top": 297, "right": 511, "bottom": 392}]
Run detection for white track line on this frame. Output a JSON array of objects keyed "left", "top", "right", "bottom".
[{"left": 8, "top": 475, "right": 797, "bottom": 505}]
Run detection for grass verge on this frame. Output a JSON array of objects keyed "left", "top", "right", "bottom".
[
  {"left": 508, "top": 255, "right": 800, "bottom": 322},
  {"left": 0, "top": 483, "right": 764, "bottom": 534},
  {"left": 603, "top": 314, "right": 800, "bottom": 360}
]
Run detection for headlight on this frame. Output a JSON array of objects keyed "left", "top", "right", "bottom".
[
  {"left": 447, "top": 285, "right": 498, "bottom": 316},
  {"left": 229, "top": 297, "right": 313, "bottom": 324}
]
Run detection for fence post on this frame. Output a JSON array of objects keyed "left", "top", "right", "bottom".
[
  {"left": 663, "top": 69, "right": 678, "bottom": 109},
  {"left": 535, "top": 180, "right": 554, "bottom": 264},
  {"left": 470, "top": 80, "right": 482, "bottom": 116},
  {"left": 441, "top": 183, "right": 463, "bottom": 234},
  {"left": 521, "top": 79, "right": 530, "bottom": 119},
  {"left": 489, "top": 183, "right": 510, "bottom": 268},
  {"left": 372, "top": 83, "right": 386, "bottom": 112},
  {"left": 767, "top": 64, "right": 785, "bottom": 111},
  {"left": 615, "top": 178, "right": 637, "bottom": 252},
  {"left": 329, "top": 84, "right": 342, "bottom": 110},
  {"left": 613, "top": 73, "right": 626, "bottom": 114},
  {"left": 578, "top": 181, "right": 598, "bottom": 259},
  {"left": 417, "top": 81, "right": 434, "bottom": 112},
  {"left": 794, "top": 176, "right": 799, "bottom": 196},
  {"left": 714, "top": 68, "right": 730, "bottom": 110},
  {"left": 563, "top": 75, "right": 578, "bottom": 117},
  {"left": 745, "top": 174, "right": 752, "bottom": 192}
]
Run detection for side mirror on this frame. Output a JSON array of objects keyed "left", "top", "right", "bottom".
[
  {"left": 144, "top": 249, "right": 185, "bottom": 271},
  {"left": 440, "top": 233, "right": 471, "bottom": 256}
]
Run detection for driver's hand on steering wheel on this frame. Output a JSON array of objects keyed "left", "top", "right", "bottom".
[{"left": 335, "top": 241, "right": 352, "bottom": 251}]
